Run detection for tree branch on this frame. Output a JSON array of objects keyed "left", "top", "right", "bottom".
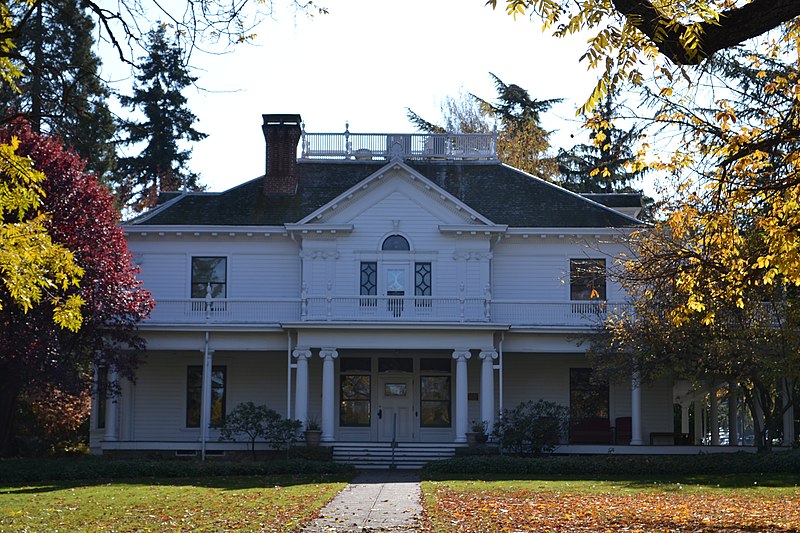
[{"left": 612, "top": 0, "right": 800, "bottom": 64}]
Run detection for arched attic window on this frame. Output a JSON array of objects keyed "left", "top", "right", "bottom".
[{"left": 382, "top": 234, "right": 410, "bottom": 251}]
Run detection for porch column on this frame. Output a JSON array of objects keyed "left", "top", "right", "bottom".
[
  {"left": 319, "top": 348, "right": 339, "bottom": 442},
  {"left": 479, "top": 350, "right": 498, "bottom": 436},
  {"left": 453, "top": 350, "right": 472, "bottom": 443},
  {"left": 104, "top": 368, "right": 118, "bottom": 442},
  {"left": 293, "top": 348, "right": 312, "bottom": 431},
  {"left": 630, "top": 368, "right": 643, "bottom": 445},
  {"left": 680, "top": 402, "right": 690, "bottom": 435},
  {"left": 693, "top": 398, "right": 703, "bottom": 445},
  {"left": 728, "top": 383, "right": 739, "bottom": 446},
  {"left": 783, "top": 382, "right": 796, "bottom": 445},
  {"left": 710, "top": 386, "right": 720, "bottom": 445},
  {"left": 201, "top": 347, "right": 216, "bottom": 459}
]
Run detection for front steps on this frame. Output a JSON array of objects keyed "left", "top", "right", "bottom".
[{"left": 331, "top": 442, "right": 458, "bottom": 469}]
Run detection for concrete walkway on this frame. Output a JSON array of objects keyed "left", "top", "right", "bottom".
[{"left": 302, "top": 470, "right": 422, "bottom": 532}]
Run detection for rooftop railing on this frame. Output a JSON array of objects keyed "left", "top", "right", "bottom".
[{"left": 300, "top": 126, "right": 498, "bottom": 161}]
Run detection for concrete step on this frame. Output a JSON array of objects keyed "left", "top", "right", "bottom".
[{"left": 332, "top": 442, "right": 457, "bottom": 469}]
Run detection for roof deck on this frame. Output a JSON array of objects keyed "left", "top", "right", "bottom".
[{"left": 300, "top": 128, "right": 498, "bottom": 161}]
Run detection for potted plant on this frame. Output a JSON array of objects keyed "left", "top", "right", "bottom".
[
  {"left": 467, "top": 420, "right": 489, "bottom": 446},
  {"left": 304, "top": 417, "right": 322, "bottom": 447}
]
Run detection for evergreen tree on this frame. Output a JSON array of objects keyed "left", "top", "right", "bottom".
[
  {"left": 557, "top": 94, "right": 645, "bottom": 194},
  {"left": 116, "top": 25, "right": 207, "bottom": 212},
  {"left": 0, "top": 0, "right": 116, "bottom": 179},
  {"left": 408, "top": 73, "right": 561, "bottom": 180}
]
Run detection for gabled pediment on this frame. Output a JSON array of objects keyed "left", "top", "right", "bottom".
[{"left": 296, "top": 160, "right": 499, "bottom": 229}]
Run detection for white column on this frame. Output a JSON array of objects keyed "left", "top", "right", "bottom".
[
  {"left": 680, "top": 402, "right": 690, "bottom": 435},
  {"left": 710, "top": 387, "right": 720, "bottom": 445},
  {"left": 693, "top": 398, "right": 703, "bottom": 445},
  {"left": 630, "top": 369, "right": 643, "bottom": 445},
  {"left": 104, "top": 368, "right": 118, "bottom": 442},
  {"left": 783, "top": 383, "right": 795, "bottom": 445},
  {"left": 200, "top": 348, "right": 214, "bottom": 459},
  {"left": 319, "top": 348, "right": 339, "bottom": 442},
  {"left": 728, "top": 383, "right": 738, "bottom": 446},
  {"left": 479, "top": 350, "right": 498, "bottom": 435},
  {"left": 453, "top": 350, "right": 472, "bottom": 443},
  {"left": 293, "top": 348, "right": 312, "bottom": 430}
]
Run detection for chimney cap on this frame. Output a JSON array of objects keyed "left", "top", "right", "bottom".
[{"left": 262, "top": 113, "right": 302, "bottom": 126}]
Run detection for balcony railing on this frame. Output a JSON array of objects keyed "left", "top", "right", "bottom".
[
  {"left": 145, "top": 297, "right": 631, "bottom": 328},
  {"left": 300, "top": 131, "right": 498, "bottom": 161}
]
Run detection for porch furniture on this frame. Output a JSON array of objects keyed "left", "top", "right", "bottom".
[
  {"left": 614, "top": 416, "right": 632, "bottom": 445},
  {"left": 649, "top": 431, "right": 691, "bottom": 445},
  {"left": 569, "top": 416, "right": 613, "bottom": 444}
]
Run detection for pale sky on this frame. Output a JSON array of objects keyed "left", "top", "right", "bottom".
[{"left": 110, "top": 0, "right": 605, "bottom": 193}]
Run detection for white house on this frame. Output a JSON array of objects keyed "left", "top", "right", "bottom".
[{"left": 90, "top": 113, "right": 716, "bottom": 464}]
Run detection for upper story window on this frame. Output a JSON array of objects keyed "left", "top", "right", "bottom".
[
  {"left": 570, "top": 259, "right": 606, "bottom": 301},
  {"left": 191, "top": 257, "right": 226, "bottom": 298},
  {"left": 382, "top": 234, "right": 410, "bottom": 251}
]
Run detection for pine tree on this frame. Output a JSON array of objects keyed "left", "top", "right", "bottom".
[
  {"left": 407, "top": 73, "right": 561, "bottom": 180},
  {"left": 557, "top": 94, "right": 645, "bottom": 194},
  {"left": 0, "top": 0, "right": 116, "bottom": 179},
  {"left": 116, "top": 25, "right": 207, "bottom": 211}
]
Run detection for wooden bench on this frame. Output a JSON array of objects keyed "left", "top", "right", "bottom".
[
  {"left": 570, "top": 417, "right": 613, "bottom": 444},
  {"left": 649, "top": 432, "right": 691, "bottom": 445}
]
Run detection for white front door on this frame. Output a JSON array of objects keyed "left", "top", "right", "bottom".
[{"left": 377, "top": 375, "right": 415, "bottom": 442}]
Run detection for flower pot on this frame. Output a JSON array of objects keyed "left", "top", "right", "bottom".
[{"left": 305, "top": 429, "right": 322, "bottom": 447}]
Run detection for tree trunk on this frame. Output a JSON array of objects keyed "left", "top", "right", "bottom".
[
  {"left": 30, "top": 0, "right": 43, "bottom": 133},
  {"left": 0, "top": 381, "right": 21, "bottom": 457}
]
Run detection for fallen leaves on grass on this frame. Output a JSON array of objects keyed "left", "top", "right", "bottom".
[{"left": 423, "top": 486, "right": 800, "bottom": 532}]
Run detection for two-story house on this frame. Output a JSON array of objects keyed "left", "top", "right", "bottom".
[{"left": 91, "top": 114, "right": 685, "bottom": 464}]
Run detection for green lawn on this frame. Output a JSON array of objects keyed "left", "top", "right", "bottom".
[
  {"left": 421, "top": 475, "right": 800, "bottom": 532},
  {"left": 0, "top": 475, "right": 347, "bottom": 532}
]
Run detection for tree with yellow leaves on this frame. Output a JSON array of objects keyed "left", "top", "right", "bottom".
[
  {"left": 0, "top": 0, "right": 84, "bottom": 331},
  {"left": 489, "top": 1, "right": 800, "bottom": 447}
]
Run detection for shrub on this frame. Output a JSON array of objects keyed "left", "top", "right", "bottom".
[
  {"left": 219, "top": 402, "right": 302, "bottom": 460},
  {"left": 0, "top": 457, "right": 355, "bottom": 483},
  {"left": 423, "top": 450, "right": 800, "bottom": 477},
  {"left": 493, "top": 400, "right": 569, "bottom": 456}
]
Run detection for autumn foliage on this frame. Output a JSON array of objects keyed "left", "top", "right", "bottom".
[
  {"left": 0, "top": 119, "right": 153, "bottom": 456},
  {"left": 423, "top": 482, "right": 800, "bottom": 532}
]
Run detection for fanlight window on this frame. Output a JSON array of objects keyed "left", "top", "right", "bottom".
[{"left": 382, "top": 234, "right": 410, "bottom": 251}]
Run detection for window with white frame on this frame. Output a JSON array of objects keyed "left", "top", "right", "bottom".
[
  {"left": 570, "top": 258, "right": 606, "bottom": 300},
  {"left": 191, "top": 257, "right": 227, "bottom": 298}
]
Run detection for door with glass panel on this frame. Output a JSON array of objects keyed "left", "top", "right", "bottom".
[
  {"left": 383, "top": 264, "right": 408, "bottom": 318},
  {"left": 377, "top": 375, "right": 414, "bottom": 442}
]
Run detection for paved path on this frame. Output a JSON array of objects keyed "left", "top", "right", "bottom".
[{"left": 302, "top": 470, "right": 422, "bottom": 532}]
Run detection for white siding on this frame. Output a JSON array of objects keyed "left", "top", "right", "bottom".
[
  {"left": 128, "top": 237, "right": 301, "bottom": 300},
  {"left": 129, "top": 351, "right": 288, "bottom": 441},
  {"left": 492, "top": 238, "right": 630, "bottom": 301}
]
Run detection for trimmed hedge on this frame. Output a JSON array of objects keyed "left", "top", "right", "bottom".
[
  {"left": 423, "top": 450, "right": 800, "bottom": 477},
  {"left": 0, "top": 457, "right": 355, "bottom": 484}
]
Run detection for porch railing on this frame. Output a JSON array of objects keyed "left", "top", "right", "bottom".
[
  {"left": 300, "top": 131, "right": 498, "bottom": 161},
  {"left": 145, "top": 297, "right": 632, "bottom": 328}
]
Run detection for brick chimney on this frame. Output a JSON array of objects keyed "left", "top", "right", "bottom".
[{"left": 262, "top": 114, "right": 302, "bottom": 197}]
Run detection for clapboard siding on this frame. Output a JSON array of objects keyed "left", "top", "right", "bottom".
[
  {"left": 492, "top": 240, "right": 629, "bottom": 300},
  {"left": 131, "top": 351, "right": 288, "bottom": 440},
  {"left": 134, "top": 239, "right": 300, "bottom": 300},
  {"left": 503, "top": 353, "right": 582, "bottom": 409},
  {"left": 229, "top": 254, "right": 300, "bottom": 298},
  {"left": 137, "top": 254, "right": 187, "bottom": 298},
  {"left": 502, "top": 353, "right": 673, "bottom": 439}
]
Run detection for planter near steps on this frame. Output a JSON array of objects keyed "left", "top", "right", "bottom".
[{"left": 305, "top": 430, "right": 322, "bottom": 447}]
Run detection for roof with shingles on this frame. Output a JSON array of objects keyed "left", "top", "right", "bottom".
[{"left": 130, "top": 160, "right": 641, "bottom": 228}]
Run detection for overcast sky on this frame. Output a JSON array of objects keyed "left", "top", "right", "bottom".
[{"left": 109, "top": 0, "right": 606, "bottom": 193}]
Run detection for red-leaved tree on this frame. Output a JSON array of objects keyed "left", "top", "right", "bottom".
[{"left": 0, "top": 119, "right": 153, "bottom": 456}]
